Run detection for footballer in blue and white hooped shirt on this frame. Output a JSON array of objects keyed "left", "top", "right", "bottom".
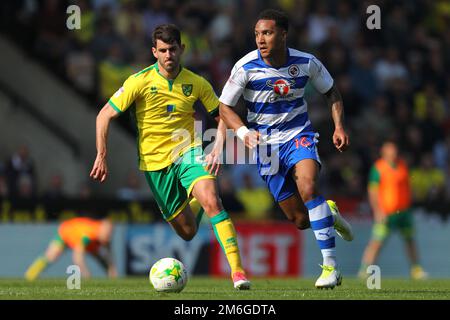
[
  {"left": 220, "top": 48, "right": 333, "bottom": 146},
  {"left": 219, "top": 48, "right": 334, "bottom": 198},
  {"left": 219, "top": 8, "right": 353, "bottom": 289},
  {"left": 220, "top": 47, "right": 332, "bottom": 174}
]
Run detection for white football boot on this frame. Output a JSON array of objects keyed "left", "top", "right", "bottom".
[
  {"left": 315, "top": 265, "right": 342, "bottom": 289},
  {"left": 327, "top": 200, "right": 354, "bottom": 241},
  {"left": 232, "top": 271, "right": 251, "bottom": 290}
]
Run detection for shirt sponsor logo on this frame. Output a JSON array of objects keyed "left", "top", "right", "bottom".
[
  {"left": 266, "top": 79, "right": 295, "bottom": 102},
  {"left": 167, "top": 104, "right": 178, "bottom": 120}
]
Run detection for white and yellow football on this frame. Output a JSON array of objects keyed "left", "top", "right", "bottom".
[{"left": 149, "top": 257, "right": 188, "bottom": 293}]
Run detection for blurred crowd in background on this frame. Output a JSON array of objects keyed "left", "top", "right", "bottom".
[{"left": 0, "top": 0, "right": 449, "bottom": 221}]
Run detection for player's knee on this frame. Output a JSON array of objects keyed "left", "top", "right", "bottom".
[
  {"left": 200, "top": 197, "right": 222, "bottom": 215},
  {"left": 288, "top": 213, "right": 310, "bottom": 230},
  {"left": 177, "top": 225, "right": 197, "bottom": 241},
  {"left": 295, "top": 215, "right": 310, "bottom": 230},
  {"left": 181, "top": 233, "right": 195, "bottom": 241},
  {"left": 179, "top": 229, "right": 196, "bottom": 241}
]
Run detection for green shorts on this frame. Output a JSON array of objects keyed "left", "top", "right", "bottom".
[
  {"left": 372, "top": 209, "right": 414, "bottom": 241},
  {"left": 144, "top": 147, "right": 215, "bottom": 221}
]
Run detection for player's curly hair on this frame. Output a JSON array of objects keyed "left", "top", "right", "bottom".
[
  {"left": 257, "top": 9, "right": 289, "bottom": 32},
  {"left": 152, "top": 24, "right": 181, "bottom": 47}
]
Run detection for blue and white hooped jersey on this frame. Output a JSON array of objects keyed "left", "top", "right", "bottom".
[{"left": 219, "top": 48, "right": 334, "bottom": 145}]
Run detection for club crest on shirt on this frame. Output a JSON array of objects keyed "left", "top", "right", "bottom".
[
  {"left": 288, "top": 64, "right": 300, "bottom": 77},
  {"left": 266, "top": 79, "right": 295, "bottom": 101},
  {"left": 182, "top": 84, "right": 193, "bottom": 97}
]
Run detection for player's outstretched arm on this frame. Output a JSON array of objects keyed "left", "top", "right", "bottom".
[
  {"left": 93, "top": 244, "right": 117, "bottom": 278},
  {"left": 219, "top": 102, "right": 260, "bottom": 149},
  {"left": 90, "top": 103, "right": 120, "bottom": 183},
  {"left": 324, "top": 84, "right": 350, "bottom": 152}
]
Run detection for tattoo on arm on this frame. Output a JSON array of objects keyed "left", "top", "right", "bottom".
[
  {"left": 324, "top": 84, "right": 342, "bottom": 106},
  {"left": 325, "top": 84, "right": 345, "bottom": 128}
]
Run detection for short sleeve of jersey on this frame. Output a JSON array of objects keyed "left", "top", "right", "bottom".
[
  {"left": 199, "top": 77, "right": 220, "bottom": 117},
  {"left": 108, "top": 75, "right": 142, "bottom": 113},
  {"left": 368, "top": 165, "right": 381, "bottom": 187},
  {"left": 219, "top": 64, "right": 247, "bottom": 107},
  {"left": 308, "top": 56, "right": 334, "bottom": 94}
]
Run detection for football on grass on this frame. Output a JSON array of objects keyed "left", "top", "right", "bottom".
[{"left": 149, "top": 257, "right": 188, "bottom": 293}]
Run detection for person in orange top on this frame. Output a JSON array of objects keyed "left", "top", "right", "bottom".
[
  {"left": 358, "top": 141, "right": 427, "bottom": 280},
  {"left": 25, "top": 217, "right": 117, "bottom": 280}
]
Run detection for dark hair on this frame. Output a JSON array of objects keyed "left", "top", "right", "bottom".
[
  {"left": 152, "top": 24, "right": 181, "bottom": 47},
  {"left": 382, "top": 137, "right": 399, "bottom": 146},
  {"left": 257, "top": 9, "right": 289, "bottom": 32}
]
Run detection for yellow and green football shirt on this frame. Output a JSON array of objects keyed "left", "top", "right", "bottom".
[{"left": 108, "top": 62, "right": 219, "bottom": 171}]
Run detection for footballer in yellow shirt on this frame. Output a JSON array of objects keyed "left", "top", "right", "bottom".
[
  {"left": 90, "top": 24, "right": 250, "bottom": 289},
  {"left": 108, "top": 61, "right": 219, "bottom": 171}
]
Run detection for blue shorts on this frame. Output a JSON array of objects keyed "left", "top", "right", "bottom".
[{"left": 256, "top": 132, "right": 321, "bottom": 202}]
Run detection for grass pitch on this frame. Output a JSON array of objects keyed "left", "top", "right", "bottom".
[{"left": 1, "top": 277, "right": 450, "bottom": 300}]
